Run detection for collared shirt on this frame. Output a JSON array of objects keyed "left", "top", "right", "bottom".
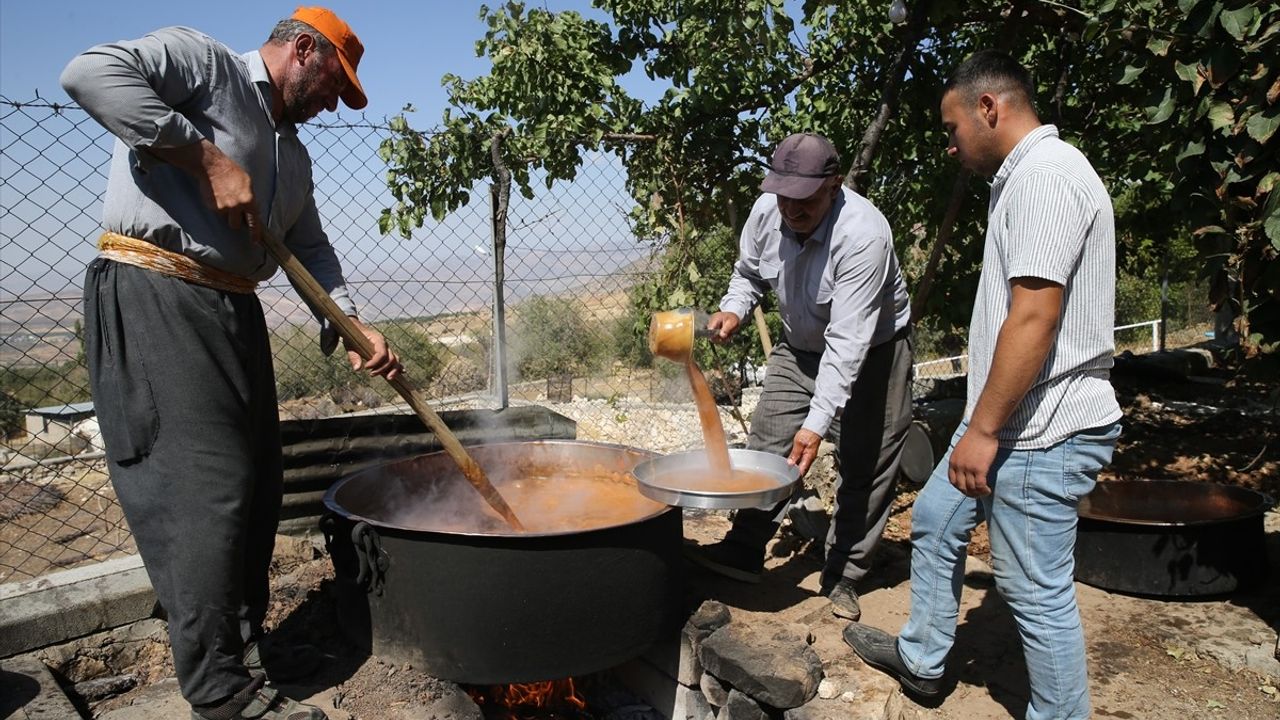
[
  {"left": 720, "top": 187, "right": 911, "bottom": 436},
  {"left": 59, "top": 26, "right": 356, "bottom": 321},
  {"left": 967, "top": 125, "right": 1122, "bottom": 448}
]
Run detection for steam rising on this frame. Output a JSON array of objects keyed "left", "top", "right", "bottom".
[{"left": 334, "top": 441, "right": 665, "bottom": 536}]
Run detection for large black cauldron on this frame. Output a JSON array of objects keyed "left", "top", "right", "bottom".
[
  {"left": 1074, "top": 479, "right": 1273, "bottom": 596},
  {"left": 322, "top": 440, "right": 683, "bottom": 684}
]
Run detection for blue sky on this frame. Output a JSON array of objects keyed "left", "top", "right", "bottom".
[
  {"left": 0, "top": 0, "right": 638, "bottom": 122},
  {"left": 0, "top": 2, "right": 668, "bottom": 325}
]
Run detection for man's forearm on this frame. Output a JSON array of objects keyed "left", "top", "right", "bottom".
[
  {"left": 146, "top": 140, "right": 225, "bottom": 178},
  {"left": 145, "top": 140, "right": 259, "bottom": 232}
]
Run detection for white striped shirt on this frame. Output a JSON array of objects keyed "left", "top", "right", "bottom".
[{"left": 966, "top": 125, "right": 1122, "bottom": 449}]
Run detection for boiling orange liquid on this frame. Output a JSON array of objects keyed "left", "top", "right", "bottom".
[{"left": 387, "top": 466, "right": 666, "bottom": 534}]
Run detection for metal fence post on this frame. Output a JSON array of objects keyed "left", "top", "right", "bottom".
[
  {"left": 489, "top": 131, "right": 511, "bottom": 409},
  {"left": 1160, "top": 251, "right": 1169, "bottom": 352}
]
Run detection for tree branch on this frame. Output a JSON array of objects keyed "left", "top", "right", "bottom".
[{"left": 845, "top": 3, "right": 932, "bottom": 192}]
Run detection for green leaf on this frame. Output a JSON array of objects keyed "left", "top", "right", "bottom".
[
  {"left": 1245, "top": 110, "right": 1280, "bottom": 144},
  {"left": 1146, "top": 88, "right": 1176, "bottom": 124},
  {"left": 1208, "top": 102, "right": 1234, "bottom": 132},
  {"left": 1176, "top": 140, "right": 1206, "bottom": 169},
  {"left": 1193, "top": 225, "right": 1229, "bottom": 236},
  {"left": 1083, "top": 17, "right": 1102, "bottom": 43},
  {"left": 1259, "top": 172, "right": 1280, "bottom": 196},
  {"left": 1118, "top": 65, "right": 1145, "bottom": 85},
  {"left": 1219, "top": 6, "right": 1258, "bottom": 41},
  {"left": 1266, "top": 207, "right": 1280, "bottom": 248},
  {"left": 1146, "top": 37, "right": 1172, "bottom": 57},
  {"left": 1174, "top": 60, "right": 1204, "bottom": 94},
  {"left": 1178, "top": 0, "right": 1199, "bottom": 13},
  {"left": 1207, "top": 45, "right": 1241, "bottom": 88}
]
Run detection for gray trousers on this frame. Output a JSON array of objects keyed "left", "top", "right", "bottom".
[
  {"left": 724, "top": 329, "right": 914, "bottom": 588},
  {"left": 84, "top": 259, "right": 280, "bottom": 706}
]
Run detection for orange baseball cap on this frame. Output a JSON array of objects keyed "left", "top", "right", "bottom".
[{"left": 291, "top": 6, "right": 367, "bottom": 110}]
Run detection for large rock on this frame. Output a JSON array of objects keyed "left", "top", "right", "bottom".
[
  {"left": 717, "top": 689, "right": 771, "bottom": 720},
  {"left": 700, "top": 671, "right": 729, "bottom": 707},
  {"left": 699, "top": 621, "right": 822, "bottom": 709},
  {"left": 687, "top": 600, "right": 733, "bottom": 641}
]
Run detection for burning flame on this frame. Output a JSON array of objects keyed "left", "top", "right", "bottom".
[{"left": 467, "top": 678, "right": 587, "bottom": 717}]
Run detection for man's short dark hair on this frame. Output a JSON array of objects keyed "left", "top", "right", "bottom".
[
  {"left": 268, "top": 18, "right": 335, "bottom": 54},
  {"left": 944, "top": 50, "right": 1036, "bottom": 111}
]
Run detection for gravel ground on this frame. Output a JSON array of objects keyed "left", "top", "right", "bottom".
[{"left": 532, "top": 387, "right": 763, "bottom": 454}]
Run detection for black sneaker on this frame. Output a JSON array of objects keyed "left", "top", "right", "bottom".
[
  {"left": 684, "top": 540, "right": 764, "bottom": 583},
  {"left": 191, "top": 675, "right": 327, "bottom": 719},
  {"left": 826, "top": 579, "right": 861, "bottom": 620},
  {"left": 244, "top": 638, "right": 322, "bottom": 683},
  {"left": 842, "top": 623, "right": 943, "bottom": 698}
]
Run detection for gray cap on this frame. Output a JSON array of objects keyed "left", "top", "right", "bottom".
[{"left": 760, "top": 133, "right": 841, "bottom": 199}]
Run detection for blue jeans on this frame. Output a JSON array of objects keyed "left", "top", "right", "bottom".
[{"left": 897, "top": 420, "right": 1121, "bottom": 720}]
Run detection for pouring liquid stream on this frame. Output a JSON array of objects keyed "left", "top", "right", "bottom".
[
  {"left": 649, "top": 309, "right": 781, "bottom": 493},
  {"left": 685, "top": 360, "right": 733, "bottom": 475}
]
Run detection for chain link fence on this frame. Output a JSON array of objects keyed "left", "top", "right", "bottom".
[{"left": 0, "top": 96, "right": 1213, "bottom": 585}]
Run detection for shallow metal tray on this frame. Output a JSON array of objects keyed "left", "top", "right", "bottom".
[{"left": 631, "top": 448, "right": 800, "bottom": 510}]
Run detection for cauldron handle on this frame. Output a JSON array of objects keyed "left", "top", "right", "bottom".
[
  {"left": 352, "top": 522, "right": 389, "bottom": 596},
  {"left": 318, "top": 511, "right": 339, "bottom": 551}
]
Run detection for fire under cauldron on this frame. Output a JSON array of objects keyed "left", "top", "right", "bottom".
[
  {"left": 322, "top": 440, "right": 684, "bottom": 684},
  {"left": 1074, "top": 479, "right": 1274, "bottom": 597}
]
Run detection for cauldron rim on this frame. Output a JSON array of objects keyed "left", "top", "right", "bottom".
[
  {"left": 323, "top": 439, "right": 674, "bottom": 538},
  {"left": 1078, "top": 478, "right": 1274, "bottom": 528}
]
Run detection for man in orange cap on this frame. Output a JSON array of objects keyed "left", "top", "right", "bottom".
[{"left": 61, "top": 8, "right": 387, "bottom": 720}]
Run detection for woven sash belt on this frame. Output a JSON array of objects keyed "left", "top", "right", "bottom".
[{"left": 98, "top": 232, "right": 257, "bottom": 295}]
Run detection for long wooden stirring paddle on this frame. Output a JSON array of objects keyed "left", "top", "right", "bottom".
[{"left": 260, "top": 230, "right": 525, "bottom": 531}]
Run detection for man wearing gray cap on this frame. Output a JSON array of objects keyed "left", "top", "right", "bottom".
[{"left": 691, "top": 132, "right": 914, "bottom": 620}]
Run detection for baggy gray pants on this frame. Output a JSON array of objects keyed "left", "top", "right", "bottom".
[
  {"left": 724, "top": 328, "right": 914, "bottom": 588},
  {"left": 84, "top": 259, "right": 280, "bottom": 706}
]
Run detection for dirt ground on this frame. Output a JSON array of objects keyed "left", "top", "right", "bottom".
[{"left": 39, "top": 355, "right": 1280, "bottom": 719}]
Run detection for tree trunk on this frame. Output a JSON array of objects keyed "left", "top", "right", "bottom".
[
  {"left": 911, "top": 170, "right": 971, "bottom": 320},
  {"left": 910, "top": 1, "right": 1029, "bottom": 318}
]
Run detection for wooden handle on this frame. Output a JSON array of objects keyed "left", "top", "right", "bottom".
[
  {"left": 752, "top": 306, "right": 773, "bottom": 357},
  {"left": 260, "top": 231, "right": 525, "bottom": 531}
]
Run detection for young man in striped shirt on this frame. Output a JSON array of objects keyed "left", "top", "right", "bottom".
[{"left": 844, "top": 51, "right": 1122, "bottom": 720}]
